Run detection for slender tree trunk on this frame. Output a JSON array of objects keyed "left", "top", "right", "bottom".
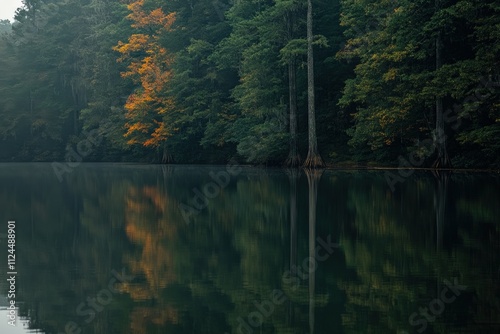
[
  {"left": 285, "top": 11, "right": 300, "bottom": 167},
  {"left": 74, "top": 109, "right": 79, "bottom": 136},
  {"left": 161, "top": 143, "right": 172, "bottom": 163},
  {"left": 29, "top": 90, "right": 33, "bottom": 137},
  {"left": 303, "top": 0, "right": 324, "bottom": 168},
  {"left": 286, "top": 59, "right": 300, "bottom": 167},
  {"left": 433, "top": 2, "right": 450, "bottom": 168}
]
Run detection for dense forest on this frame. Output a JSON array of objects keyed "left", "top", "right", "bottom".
[{"left": 0, "top": 0, "right": 498, "bottom": 168}]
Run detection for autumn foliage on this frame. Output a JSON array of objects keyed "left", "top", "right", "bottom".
[
  {"left": 114, "top": 0, "right": 176, "bottom": 148},
  {"left": 122, "top": 185, "right": 179, "bottom": 331}
]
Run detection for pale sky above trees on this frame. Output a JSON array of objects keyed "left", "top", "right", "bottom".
[{"left": 0, "top": 0, "right": 23, "bottom": 21}]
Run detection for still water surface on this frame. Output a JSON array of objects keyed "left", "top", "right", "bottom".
[{"left": 0, "top": 163, "right": 498, "bottom": 334}]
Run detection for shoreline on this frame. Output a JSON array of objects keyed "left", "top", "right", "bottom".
[{"left": 0, "top": 161, "right": 498, "bottom": 173}]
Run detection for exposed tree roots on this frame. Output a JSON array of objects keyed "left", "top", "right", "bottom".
[
  {"left": 432, "top": 154, "right": 452, "bottom": 169},
  {"left": 284, "top": 153, "right": 302, "bottom": 168},
  {"left": 303, "top": 152, "right": 324, "bottom": 169}
]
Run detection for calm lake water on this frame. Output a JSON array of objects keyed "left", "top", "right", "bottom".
[{"left": 0, "top": 163, "right": 499, "bottom": 334}]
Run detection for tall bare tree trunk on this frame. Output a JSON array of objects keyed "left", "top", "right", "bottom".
[
  {"left": 303, "top": 0, "right": 324, "bottom": 168},
  {"left": 433, "top": 2, "right": 450, "bottom": 168},
  {"left": 286, "top": 59, "right": 301, "bottom": 167},
  {"left": 285, "top": 11, "right": 301, "bottom": 167}
]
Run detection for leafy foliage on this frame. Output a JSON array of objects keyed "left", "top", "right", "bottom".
[{"left": 0, "top": 0, "right": 497, "bottom": 167}]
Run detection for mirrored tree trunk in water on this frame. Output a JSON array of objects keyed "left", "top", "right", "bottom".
[
  {"left": 434, "top": 171, "right": 449, "bottom": 304},
  {"left": 286, "top": 168, "right": 300, "bottom": 324},
  {"left": 305, "top": 168, "right": 323, "bottom": 334},
  {"left": 433, "top": 171, "right": 449, "bottom": 251}
]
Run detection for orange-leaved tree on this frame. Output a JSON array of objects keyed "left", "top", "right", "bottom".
[{"left": 114, "top": 0, "right": 176, "bottom": 149}]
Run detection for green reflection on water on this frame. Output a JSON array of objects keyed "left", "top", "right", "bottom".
[{"left": 0, "top": 164, "right": 498, "bottom": 334}]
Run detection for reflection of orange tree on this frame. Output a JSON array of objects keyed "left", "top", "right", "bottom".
[{"left": 121, "top": 185, "right": 179, "bottom": 332}]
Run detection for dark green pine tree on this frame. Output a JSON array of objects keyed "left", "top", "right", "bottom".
[{"left": 214, "top": 0, "right": 291, "bottom": 164}]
